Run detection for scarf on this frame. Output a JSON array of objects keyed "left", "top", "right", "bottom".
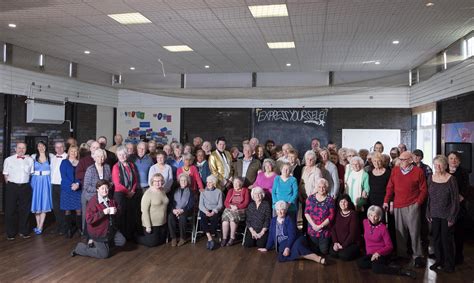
[
  {"left": 174, "top": 187, "right": 191, "bottom": 209},
  {"left": 401, "top": 165, "right": 414, "bottom": 175},
  {"left": 118, "top": 162, "right": 134, "bottom": 191}
]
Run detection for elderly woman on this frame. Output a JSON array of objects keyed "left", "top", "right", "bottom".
[
  {"left": 183, "top": 143, "right": 193, "bottom": 155},
  {"left": 250, "top": 158, "right": 277, "bottom": 200},
  {"left": 195, "top": 149, "right": 211, "bottom": 187},
  {"left": 345, "top": 156, "right": 370, "bottom": 212},
  {"left": 230, "top": 146, "right": 240, "bottom": 163},
  {"left": 168, "top": 173, "right": 194, "bottom": 247},
  {"left": 338, "top": 148, "right": 349, "bottom": 167},
  {"left": 427, "top": 155, "right": 459, "bottom": 273},
  {"left": 136, "top": 173, "right": 169, "bottom": 247},
  {"left": 201, "top": 141, "right": 212, "bottom": 159},
  {"left": 148, "top": 151, "right": 174, "bottom": 193},
  {"left": 300, "top": 150, "right": 323, "bottom": 232},
  {"left": 221, "top": 178, "right": 250, "bottom": 247},
  {"left": 330, "top": 194, "right": 360, "bottom": 261},
  {"left": 258, "top": 201, "right": 326, "bottom": 265},
  {"left": 112, "top": 145, "right": 140, "bottom": 240},
  {"left": 357, "top": 205, "right": 416, "bottom": 279},
  {"left": 319, "top": 148, "right": 340, "bottom": 198},
  {"left": 305, "top": 178, "right": 335, "bottom": 255},
  {"left": 60, "top": 145, "right": 81, "bottom": 238},
  {"left": 272, "top": 163, "right": 298, "bottom": 222},
  {"left": 368, "top": 152, "right": 391, "bottom": 208},
  {"left": 82, "top": 149, "right": 111, "bottom": 233},
  {"left": 167, "top": 143, "right": 184, "bottom": 179},
  {"left": 71, "top": 180, "right": 125, "bottom": 259},
  {"left": 199, "top": 175, "right": 223, "bottom": 250},
  {"left": 244, "top": 187, "right": 272, "bottom": 248},
  {"left": 447, "top": 151, "right": 469, "bottom": 265},
  {"left": 177, "top": 153, "right": 203, "bottom": 192}
]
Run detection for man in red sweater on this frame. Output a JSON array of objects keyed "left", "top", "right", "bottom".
[{"left": 383, "top": 151, "right": 427, "bottom": 268}]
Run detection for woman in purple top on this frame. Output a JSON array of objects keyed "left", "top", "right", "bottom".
[
  {"left": 426, "top": 155, "right": 459, "bottom": 273},
  {"left": 357, "top": 205, "right": 416, "bottom": 279},
  {"left": 250, "top": 158, "right": 277, "bottom": 201},
  {"left": 304, "top": 178, "right": 335, "bottom": 255}
]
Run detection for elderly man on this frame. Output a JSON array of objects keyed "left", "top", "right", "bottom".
[
  {"left": 130, "top": 142, "right": 154, "bottom": 190},
  {"left": 231, "top": 144, "right": 261, "bottom": 187},
  {"left": 108, "top": 134, "right": 123, "bottom": 154},
  {"left": 97, "top": 136, "right": 117, "bottom": 167},
  {"left": 277, "top": 143, "right": 294, "bottom": 163},
  {"left": 50, "top": 141, "right": 68, "bottom": 234},
  {"left": 383, "top": 151, "right": 427, "bottom": 268},
  {"left": 3, "top": 142, "right": 34, "bottom": 240},
  {"left": 412, "top": 149, "right": 432, "bottom": 252},
  {"left": 193, "top": 136, "right": 203, "bottom": 150},
  {"left": 76, "top": 141, "right": 101, "bottom": 185},
  {"left": 310, "top": 138, "right": 321, "bottom": 153},
  {"left": 249, "top": 137, "right": 259, "bottom": 153},
  {"left": 208, "top": 137, "right": 232, "bottom": 190}
]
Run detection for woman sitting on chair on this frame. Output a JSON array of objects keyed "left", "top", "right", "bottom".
[
  {"left": 258, "top": 201, "right": 326, "bottom": 265},
  {"left": 199, "top": 175, "right": 223, "bottom": 250},
  {"left": 221, "top": 177, "right": 250, "bottom": 247},
  {"left": 168, "top": 173, "right": 194, "bottom": 247}
]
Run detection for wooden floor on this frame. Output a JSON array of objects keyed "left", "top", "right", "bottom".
[{"left": 0, "top": 221, "right": 473, "bottom": 283}]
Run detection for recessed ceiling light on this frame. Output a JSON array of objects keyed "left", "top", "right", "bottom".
[
  {"left": 425, "top": 2, "right": 434, "bottom": 7},
  {"left": 204, "top": 65, "right": 210, "bottom": 69},
  {"left": 84, "top": 50, "right": 90, "bottom": 54},
  {"left": 392, "top": 40, "right": 400, "bottom": 44},
  {"left": 375, "top": 61, "right": 381, "bottom": 65},
  {"left": 267, "top": 41, "right": 295, "bottom": 49},
  {"left": 163, "top": 45, "right": 193, "bottom": 52},
  {"left": 8, "top": 23, "right": 16, "bottom": 28},
  {"left": 286, "top": 63, "right": 291, "bottom": 67},
  {"left": 108, "top": 13, "right": 152, "bottom": 25},
  {"left": 248, "top": 4, "right": 288, "bottom": 18},
  {"left": 130, "top": 67, "right": 135, "bottom": 70}
]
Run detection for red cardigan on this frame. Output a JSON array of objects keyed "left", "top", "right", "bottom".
[
  {"left": 177, "top": 165, "right": 204, "bottom": 192},
  {"left": 384, "top": 166, "right": 427, "bottom": 208},
  {"left": 86, "top": 195, "right": 119, "bottom": 241},
  {"left": 224, "top": 187, "right": 250, "bottom": 209},
  {"left": 112, "top": 162, "right": 138, "bottom": 194}
]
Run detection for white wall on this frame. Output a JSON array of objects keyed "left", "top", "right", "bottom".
[{"left": 96, "top": 105, "right": 114, "bottom": 144}]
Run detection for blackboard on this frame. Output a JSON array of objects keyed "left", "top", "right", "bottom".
[
  {"left": 253, "top": 108, "right": 330, "bottom": 158},
  {"left": 181, "top": 108, "right": 252, "bottom": 148}
]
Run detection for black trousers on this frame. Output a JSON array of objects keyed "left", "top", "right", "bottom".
[
  {"left": 168, "top": 211, "right": 189, "bottom": 239},
  {"left": 199, "top": 211, "right": 219, "bottom": 235},
  {"left": 420, "top": 201, "right": 429, "bottom": 251},
  {"left": 432, "top": 218, "right": 455, "bottom": 270},
  {"left": 52, "top": 184, "right": 66, "bottom": 233},
  {"left": 329, "top": 243, "right": 360, "bottom": 261},
  {"left": 357, "top": 254, "right": 400, "bottom": 275},
  {"left": 454, "top": 202, "right": 466, "bottom": 263},
  {"left": 114, "top": 191, "right": 142, "bottom": 240},
  {"left": 5, "top": 183, "right": 32, "bottom": 237},
  {"left": 243, "top": 228, "right": 268, "bottom": 248},
  {"left": 136, "top": 225, "right": 167, "bottom": 247}
]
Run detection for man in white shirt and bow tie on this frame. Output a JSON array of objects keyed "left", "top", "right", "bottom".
[
  {"left": 50, "top": 141, "right": 68, "bottom": 235},
  {"left": 3, "top": 142, "right": 34, "bottom": 240}
]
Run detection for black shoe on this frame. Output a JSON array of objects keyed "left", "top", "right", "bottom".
[
  {"left": 19, "top": 234, "right": 31, "bottom": 239},
  {"left": 414, "top": 257, "right": 425, "bottom": 268},
  {"left": 206, "top": 240, "right": 212, "bottom": 250},
  {"left": 400, "top": 268, "right": 417, "bottom": 279},
  {"left": 220, "top": 238, "right": 228, "bottom": 247},
  {"left": 429, "top": 262, "right": 443, "bottom": 271},
  {"left": 70, "top": 249, "right": 77, "bottom": 257},
  {"left": 443, "top": 267, "right": 455, "bottom": 273},
  {"left": 209, "top": 240, "right": 215, "bottom": 250},
  {"left": 455, "top": 256, "right": 464, "bottom": 265}
]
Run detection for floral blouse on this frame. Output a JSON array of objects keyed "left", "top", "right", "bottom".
[{"left": 305, "top": 194, "right": 335, "bottom": 238}]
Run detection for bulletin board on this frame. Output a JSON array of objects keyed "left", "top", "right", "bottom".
[{"left": 116, "top": 107, "right": 181, "bottom": 144}]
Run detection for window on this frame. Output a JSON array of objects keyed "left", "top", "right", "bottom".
[
  {"left": 467, "top": 36, "right": 474, "bottom": 58},
  {"left": 416, "top": 111, "right": 436, "bottom": 168}
]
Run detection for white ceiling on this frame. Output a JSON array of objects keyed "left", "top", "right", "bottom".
[{"left": 0, "top": 0, "right": 473, "bottom": 76}]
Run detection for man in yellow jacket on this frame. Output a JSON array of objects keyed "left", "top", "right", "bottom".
[{"left": 208, "top": 137, "right": 232, "bottom": 190}]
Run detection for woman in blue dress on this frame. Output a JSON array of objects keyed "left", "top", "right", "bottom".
[
  {"left": 258, "top": 200, "right": 327, "bottom": 265},
  {"left": 60, "top": 145, "right": 81, "bottom": 238},
  {"left": 31, "top": 141, "right": 53, "bottom": 235}
]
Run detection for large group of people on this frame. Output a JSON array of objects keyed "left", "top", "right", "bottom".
[{"left": 2, "top": 134, "right": 471, "bottom": 279}]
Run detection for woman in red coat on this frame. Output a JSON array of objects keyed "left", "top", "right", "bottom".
[{"left": 221, "top": 177, "right": 250, "bottom": 247}]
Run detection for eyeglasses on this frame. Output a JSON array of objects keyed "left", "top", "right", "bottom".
[{"left": 399, "top": 158, "right": 410, "bottom": 161}]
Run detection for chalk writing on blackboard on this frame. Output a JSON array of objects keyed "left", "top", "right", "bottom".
[{"left": 256, "top": 109, "right": 328, "bottom": 127}]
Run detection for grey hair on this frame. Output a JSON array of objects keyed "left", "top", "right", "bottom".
[
  {"left": 116, "top": 145, "right": 128, "bottom": 157},
  {"left": 350, "top": 156, "right": 364, "bottom": 167},
  {"left": 233, "top": 177, "right": 244, "bottom": 186},
  {"left": 251, "top": 187, "right": 265, "bottom": 200},
  {"left": 178, "top": 172, "right": 191, "bottom": 184},
  {"left": 93, "top": 148, "right": 107, "bottom": 159},
  {"left": 367, "top": 205, "right": 383, "bottom": 219},
  {"left": 182, "top": 152, "right": 194, "bottom": 162},
  {"left": 137, "top": 141, "right": 147, "bottom": 149},
  {"left": 275, "top": 200, "right": 288, "bottom": 211},
  {"left": 262, "top": 158, "right": 276, "bottom": 171},
  {"left": 304, "top": 150, "right": 317, "bottom": 161},
  {"left": 433, "top": 155, "right": 448, "bottom": 169},
  {"left": 206, "top": 175, "right": 218, "bottom": 185}
]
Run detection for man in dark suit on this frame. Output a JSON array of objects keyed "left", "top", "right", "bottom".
[
  {"left": 97, "top": 136, "right": 117, "bottom": 167},
  {"left": 232, "top": 144, "right": 261, "bottom": 187}
]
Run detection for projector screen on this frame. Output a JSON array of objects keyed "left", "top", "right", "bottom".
[{"left": 342, "top": 129, "right": 401, "bottom": 153}]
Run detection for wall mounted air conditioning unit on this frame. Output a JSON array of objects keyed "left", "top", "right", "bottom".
[{"left": 26, "top": 98, "right": 65, "bottom": 124}]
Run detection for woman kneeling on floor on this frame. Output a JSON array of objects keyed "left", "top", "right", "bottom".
[
  {"left": 258, "top": 201, "right": 326, "bottom": 265},
  {"left": 71, "top": 180, "right": 125, "bottom": 259},
  {"left": 357, "top": 205, "right": 416, "bottom": 279}
]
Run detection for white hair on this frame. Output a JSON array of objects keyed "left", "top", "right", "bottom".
[
  {"left": 367, "top": 205, "right": 383, "bottom": 219},
  {"left": 275, "top": 200, "right": 288, "bottom": 211},
  {"left": 251, "top": 187, "right": 265, "bottom": 200},
  {"left": 206, "top": 175, "right": 218, "bottom": 185}
]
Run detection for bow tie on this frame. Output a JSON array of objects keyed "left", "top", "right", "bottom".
[
  {"left": 17, "top": 156, "right": 25, "bottom": 159},
  {"left": 56, "top": 156, "right": 63, "bottom": 158}
]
